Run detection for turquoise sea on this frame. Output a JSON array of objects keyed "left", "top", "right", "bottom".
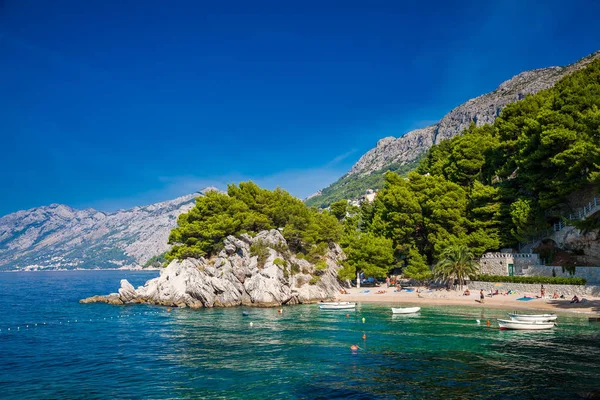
[{"left": 0, "top": 271, "right": 598, "bottom": 399}]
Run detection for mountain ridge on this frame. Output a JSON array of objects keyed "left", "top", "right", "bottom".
[
  {"left": 306, "top": 50, "right": 600, "bottom": 207},
  {"left": 0, "top": 188, "right": 219, "bottom": 271}
]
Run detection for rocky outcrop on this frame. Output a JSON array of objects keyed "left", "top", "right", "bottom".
[
  {"left": 0, "top": 187, "right": 221, "bottom": 271},
  {"left": 80, "top": 229, "right": 345, "bottom": 308},
  {"left": 347, "top": 51, "right": 600, "bottom": 177}
]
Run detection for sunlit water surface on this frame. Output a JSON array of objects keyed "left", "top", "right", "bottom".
[{"left": 0, "top": 271, "right": 598, "bottom": 399}]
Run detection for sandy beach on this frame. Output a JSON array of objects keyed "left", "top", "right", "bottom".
[{"left": 335, "top": 286, "right": 600, "bottom": 315}]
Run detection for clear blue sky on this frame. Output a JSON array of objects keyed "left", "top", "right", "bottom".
[{"left": 1, "top": 0, "right": 599, "bottom": 216}]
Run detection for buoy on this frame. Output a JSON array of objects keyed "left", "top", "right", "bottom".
[
  {"left": 250, "top": 322, "right": 254, "bottom": 327},
  {"left": 476, "top": 320, "right": 481, "bottom": 325},
  {"left": 362, "top": 333, "right": 367, "bottom": 340},
  {"left": 486, "top": 320, "right": 491, "bottom": 326},
  {"left": 278, "top": 308, "right": 282, "bottom": 313},
  {"left": 167, "top": 308, "right": 172, "bottom": 312},
  {"left": 362, "top": 317, "right": 366, "bottom": 323},
  {"left": 350, "top": 344, "right": 359, "bottom": 351}
]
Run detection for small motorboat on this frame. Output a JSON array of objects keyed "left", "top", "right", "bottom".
[
  {"left": 507, "top": 313, "right": 557, "bottom": 322},
  {"left": 497, "top": 318, "right": 555, "bottom": 330},
  {"left": 319, "top": 302, "right": 356, "bottom": 310},
  {"left": 391, "top": 307, "right": 421, "bottom": 314}
]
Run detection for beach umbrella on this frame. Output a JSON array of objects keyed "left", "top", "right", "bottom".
[{"left": 493, "top": 283, "right": 503, "bottom": 287}]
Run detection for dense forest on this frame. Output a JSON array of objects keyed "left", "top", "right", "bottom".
[{"left": 168, "top": 59, "right": 600, "bottom": 281}]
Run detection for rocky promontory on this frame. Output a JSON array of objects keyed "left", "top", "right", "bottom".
[{"left": 81, "top": 229, "right": 344, "bottom": 308}]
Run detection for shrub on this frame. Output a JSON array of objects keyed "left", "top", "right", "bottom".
[
  {"left": 271, "top": 242, "right": 289, "bottom": 255},
  {"left": 282, "top": 267, "right": 290, "bottom": 280},
  {"left": 250, "top": 242, "right": 270, "bottom": 268},
  {"left": 307, "top": 242, "right": 328, "bottom": 263},
  {"left": 309, "top": 276, "right": 321, "bottom": 285},
  {"left": 273, "top": 258, "right": 287, "bottom": 267},
  {"left": 302, "top": 267, "right": 310, "bottom": 275},
  {"left": 315, "top": 260, "right": 327, "bottom": 274},
  {"left": 474, "top": 274, "right": 586, "bottom": 285},
  {"left": 290, "top": 262, "right": 300, "bottom": 274}
]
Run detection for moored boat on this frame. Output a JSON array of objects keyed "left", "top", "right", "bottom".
[
  {"left": 497, "top": 318, "right": 555, "bottom": 330},
  {"left": 507, "top": 313, "right": 557, "bottom": 322},
  {"left": 391, "top": 306, "right": 421, "bottom": 314},
  {"left": 318, "top": 302, "right": 356, "bottom": 310}
]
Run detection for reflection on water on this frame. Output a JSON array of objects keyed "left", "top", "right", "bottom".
[{"left": 0, "top": 272, "right": 599, "bottom": 399}]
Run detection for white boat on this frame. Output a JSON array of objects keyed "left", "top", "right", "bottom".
[
  {"left": 507, "top": 313, "right": 557, "bottom": 322},
  {"left": 391, "top": 307, "right": 421, "bottom": 314},
  {"left": 497, "top": 318, "right": 555, "bottom": 330},
  {"left": 319, "top": 302, "right": 356, "bottom": 310}
]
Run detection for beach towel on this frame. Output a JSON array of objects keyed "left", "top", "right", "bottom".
[{"left": 517, "top": 297, "right": 535, "bottom": 301}]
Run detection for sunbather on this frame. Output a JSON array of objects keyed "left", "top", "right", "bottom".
[{"left": 570, "top": 295, "right": 580, "bottom": 304}]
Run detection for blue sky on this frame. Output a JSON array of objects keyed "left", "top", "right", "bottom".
[{"left": 1, "top": 0, "right": 599, "bottom": 216}]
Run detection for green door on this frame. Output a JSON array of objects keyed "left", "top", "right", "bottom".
[{"left": 508, "top": 263, "right": 514, "bottom": 277}]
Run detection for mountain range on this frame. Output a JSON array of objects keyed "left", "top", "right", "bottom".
[
  {"left": 0, "top": 189, "right": 218, "bottom": 271},
  {"left": 305, "top": 50, "right": 600, "bottom": 208}
]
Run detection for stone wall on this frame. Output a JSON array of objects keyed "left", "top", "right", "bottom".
[
  {"left": 469, "top": 281, "right": 600, "bottom": 298},
  {"left": 520, "top": 265, "right": 600, "bottom": 284},
  {"left": 479, "top": 252, "right": 540, "bottom": 275}
]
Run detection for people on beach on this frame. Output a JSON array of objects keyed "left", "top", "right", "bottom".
[
  {"left": 480, "top": 289, "right": 485, "bottom": 303},
  {"left": 464, "top": 288, "right": 471, "bottom": 296},
  {"left": 571, "top": 295, "right": 580, "bottom": 304},
  {"left": 386, "top": 277, "right": 390, "bottom": 288},
  {"left": 552, "top": 291, "right": 559, "bottom": 299},
  {"left": 541, "top": 285, "right": 545, "bottom": 298}
]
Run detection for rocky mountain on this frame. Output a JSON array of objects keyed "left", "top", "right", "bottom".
[
  {"left": 0, "top": 188, "right": 218, "bottom": 271},
  {"left": 81, "top": 229, "right": 344, "bottom": 308},
  {"left": 306, "top": 50, "right": 600, "bottom": 208}
]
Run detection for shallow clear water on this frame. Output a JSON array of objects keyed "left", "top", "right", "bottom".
[{"left": 0, "top": 271, "right": 599, "bottom": 399}]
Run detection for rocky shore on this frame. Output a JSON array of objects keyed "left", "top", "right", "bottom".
[{"left": 81, "top": 230, "right": 344, "bottom": 308}]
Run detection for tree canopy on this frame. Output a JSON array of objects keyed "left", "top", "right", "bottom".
[
  {"left": 167, "top": 182, "right": 343, "bottom": 260},
  {"left": 418, "top": 59, "right": 600, "bottom": 246}
]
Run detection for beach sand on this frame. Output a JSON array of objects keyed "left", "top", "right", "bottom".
[{"left": 335, "top": 286, "right": 600, "bottom": 315}]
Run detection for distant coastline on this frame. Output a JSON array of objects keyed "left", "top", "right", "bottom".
[{"left": 2, "top": 267, "right": 160, "bottom": 273}]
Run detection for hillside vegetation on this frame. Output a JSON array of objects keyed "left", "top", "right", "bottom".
[
  {"left": 170, "top": 60, "right": 600, "bottom": 281},
  {"left": 418, "top": 58, "right": 600, "bottom": 247},
  {"left": 304, "top": 160, "right": 419, "bottom": 208}
]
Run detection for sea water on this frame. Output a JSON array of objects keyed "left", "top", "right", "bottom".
[{"left": 0, "top": 271, "right": 598, "bottom": 399}]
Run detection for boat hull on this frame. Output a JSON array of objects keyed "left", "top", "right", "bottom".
[
  {"left": 319, "top": 302, "right": 356, "bottom": 310},
  {"left": 508, "top": 313, "right": 557, "bottom": 322},
  {"left": 391, "top": 307, "right": 421, "bottom": 314},
  {"left": 497, "top": 319, "right": 555, "bottom": 330}
]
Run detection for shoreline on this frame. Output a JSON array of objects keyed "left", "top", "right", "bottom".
[
  {"left": 335, "top": 286, "right": 600, "bottom": 315},
  {"left": 1, "top": 268, "right": 160, "bottom": 273}
]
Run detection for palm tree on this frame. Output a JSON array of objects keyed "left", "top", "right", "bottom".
[{"left": 434, "top": 245, "right": 479, "bottom": 290}]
